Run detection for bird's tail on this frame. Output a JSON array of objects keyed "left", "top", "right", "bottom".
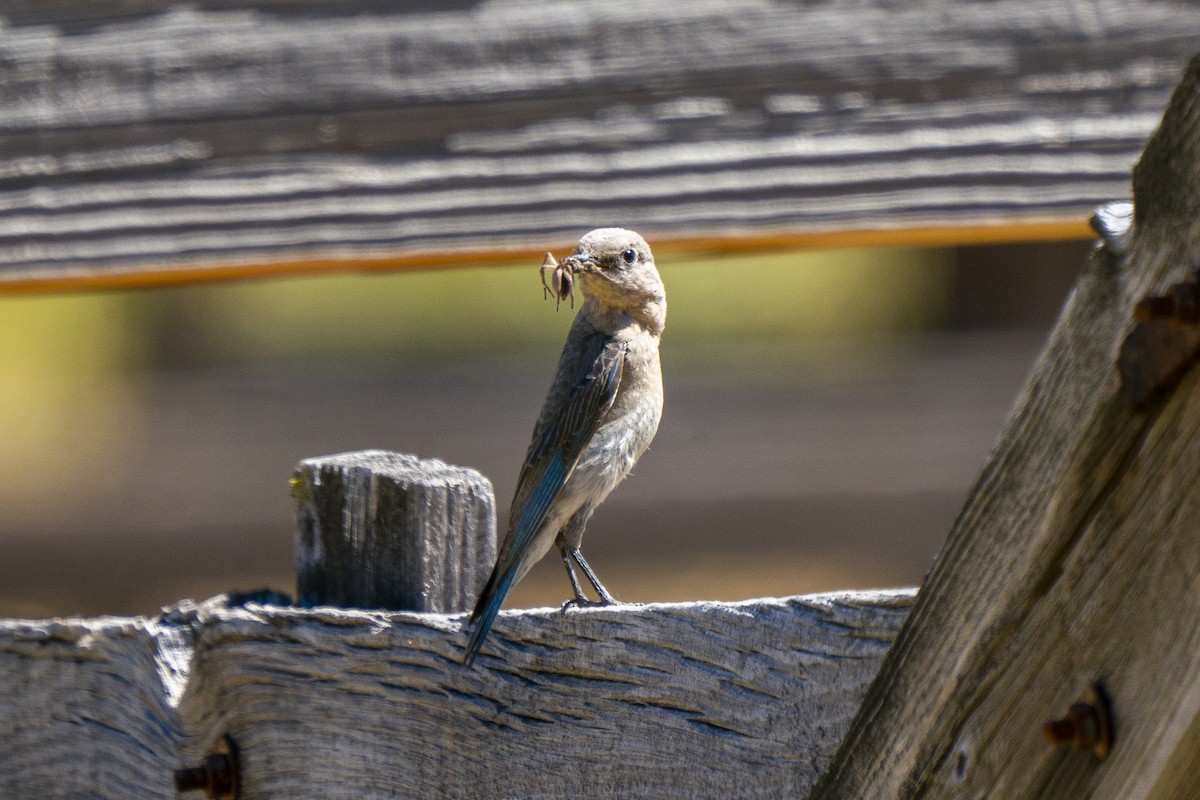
[{"left": 463, "top": 570, "right": 515, "bottom": 666}]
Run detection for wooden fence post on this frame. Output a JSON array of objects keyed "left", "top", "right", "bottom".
[
  {"left": 811, "top": 51, "right": 1200, "bottom": 800},
  {"left": 291, "top": 450, "right": 495, "bottom": 613}
]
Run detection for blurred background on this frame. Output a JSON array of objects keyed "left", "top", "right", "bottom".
[{"left": 0, "top": 237, "right": 1089, "bottom": 618}]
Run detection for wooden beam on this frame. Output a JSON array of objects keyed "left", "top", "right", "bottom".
[
  {"left": 0, "top": 590, "right": 913, "bottom": 798},
  {"left": 0, "top": 0, "right": 1194, "bottom": 291},
  {"left": 812, "top": 52, "right": 1200, "bottom": 800}
]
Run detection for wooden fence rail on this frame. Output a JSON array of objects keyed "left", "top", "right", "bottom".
[
  {"left": 2, "top": 0, "right": 1198, "bottom": 291},
  {"left": 0, "top": 592, "right": 913, "bottom": 798}
]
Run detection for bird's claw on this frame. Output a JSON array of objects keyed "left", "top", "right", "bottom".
[{"left": 560, "top": 596, "right": 615, "bottom": 614}]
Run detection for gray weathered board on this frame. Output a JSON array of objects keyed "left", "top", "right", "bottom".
[
  {"left": 0, "top": 590, "right": 913, "bottom": 798},
  {"left": 811, "top": 53, "right": 1200, "bottom": 800},
  {"left": 1, "top": 0, "right": 1197, "bottom": 290}
]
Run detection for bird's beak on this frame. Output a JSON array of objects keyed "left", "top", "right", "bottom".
[{"left": 561, "top": 254, "right": 597, "bottom": 274}]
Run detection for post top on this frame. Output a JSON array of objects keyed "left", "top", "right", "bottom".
[{"left": 298, "top": 450, "right": 491, "bottom": 489}]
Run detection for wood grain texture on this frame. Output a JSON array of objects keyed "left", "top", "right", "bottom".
[
  {"left": 0, "top": 0, "right": 1195, "bottom": 289},
  {"left": 292, "top": 450, "right": 496, "bottom": 614},
  {"left": 0, "top": 613, "right": 190, "bottom": 798},
  {"left": 0, "top": 590, "right": 913, "bottom": 799},
  {"left": 812, "top": 52, "right": 1200, "bottom": 800}
]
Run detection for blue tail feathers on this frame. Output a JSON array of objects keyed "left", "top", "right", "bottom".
[{"left": 463, "top": 571, "right": 515, "bottom": 666}]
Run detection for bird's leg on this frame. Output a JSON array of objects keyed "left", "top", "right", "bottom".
[
  {"left": 557, "top": 506, "right": 615, "bottom": 612},
  {"left": 559, "top": 549, "right": 617, "bottom": 612},
  {"left": 572, "top": 549, "right": 617, "bottom": 604},
  {"left": 560, "top": 551, "right": 591, "bottom": 612},
  {"left": 560, "top": 548, "right": 617, "bottom": 613}
]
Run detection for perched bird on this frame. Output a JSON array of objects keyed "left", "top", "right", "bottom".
[{"left": 463, "top": 228, "right": 666, "bottom": 665}]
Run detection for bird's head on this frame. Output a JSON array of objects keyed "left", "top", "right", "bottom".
[{"left": 561, "top": 228, "right": 666, "bottom": 334}]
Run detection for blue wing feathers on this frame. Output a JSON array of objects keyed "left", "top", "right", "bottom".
[{"left": 510, "top": 453, "right": 566, "bottom": 556}]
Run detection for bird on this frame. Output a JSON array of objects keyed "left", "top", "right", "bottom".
[{"left": 463, "top": 228, "right": 666, "bottom": 666}]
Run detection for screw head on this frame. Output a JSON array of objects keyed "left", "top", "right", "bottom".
[
  {"left": 1043, "top": 683, "right": 1113, "bottom": 760},
  {"left": 174, "top": 734, "right": 239, "bottom": 798}
]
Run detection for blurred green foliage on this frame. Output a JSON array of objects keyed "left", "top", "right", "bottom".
[{"left": 0, "top": 293, "right": 141, "bottom": 512}]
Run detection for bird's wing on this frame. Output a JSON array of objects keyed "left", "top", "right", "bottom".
[
  {"left": 465, "top": 330, "right": 625, "bottom": 664},
  {"left": 503, "top": 330, "right": 626, "bottom": 563}
]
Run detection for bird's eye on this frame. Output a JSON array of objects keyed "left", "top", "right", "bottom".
[{"left": 621, "top": 248, "right": 638, "bottom": 265}]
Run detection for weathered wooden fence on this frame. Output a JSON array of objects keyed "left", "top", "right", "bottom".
[
  {"left": 5, "top": 2, "right": 1200, "bottom": 799},
  {"left": 811, "top": 53, "right": 1200, "bottom": 800},
  {"left": 1, "top": 0, "right": 1197, "bottom": 291}
]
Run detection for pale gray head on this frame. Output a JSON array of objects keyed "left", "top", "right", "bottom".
[{"left": 562, "top": 228, "right": 666, "bottom": 334}]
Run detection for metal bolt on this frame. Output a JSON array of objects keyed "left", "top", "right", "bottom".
[
  {"left": 175, "top": 734, "right": 239, "bottom": 798},
  {"left": 1043, "top": 683, "right": 1113, "bottom": 760},
  {"left": 1133, "top": 274, "right": 1200, "bottom": 324}
]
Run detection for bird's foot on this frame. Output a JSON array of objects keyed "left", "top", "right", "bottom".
[{"left": 560, "top": 596, "right": 616, "bottom": 614}]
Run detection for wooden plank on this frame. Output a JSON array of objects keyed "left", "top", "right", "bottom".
[
  {"left": 811, "top": 53, "right": 1200, "bottom": 800},
  {"left": 0, "top": 0, "right": 1194, "bottom": 290},
  {"left": 0, "top": 614, "right": 187, "bottom": 798},
  {"left": 0, "top": 590, "right": 913, "bottom": 798}
]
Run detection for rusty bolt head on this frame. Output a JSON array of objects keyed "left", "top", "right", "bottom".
[
  {"left": 174, "top": 734, "right": 239, "bottom": 798},
  {"left": 1043, "top": 683, "right": 1113, "bottom": 760},
  {"left": 1133, "top": 275, "right": 1200, "bottom": 324}
]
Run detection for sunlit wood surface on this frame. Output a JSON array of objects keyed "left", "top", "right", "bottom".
[{"left": 0, "top": 591, "right": 913, "bottom": 798}]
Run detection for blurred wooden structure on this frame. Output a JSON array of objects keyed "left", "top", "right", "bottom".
[
  {"left": 1, "top": 0, "right": 1197, "bottom": 291},
  {"left": 5, "top": 1, "right": 1200, "bottom": 798}
]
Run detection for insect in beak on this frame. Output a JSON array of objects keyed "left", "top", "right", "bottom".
[{"left": 540, "top": 252, "right": 575, "bottom": 310}]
